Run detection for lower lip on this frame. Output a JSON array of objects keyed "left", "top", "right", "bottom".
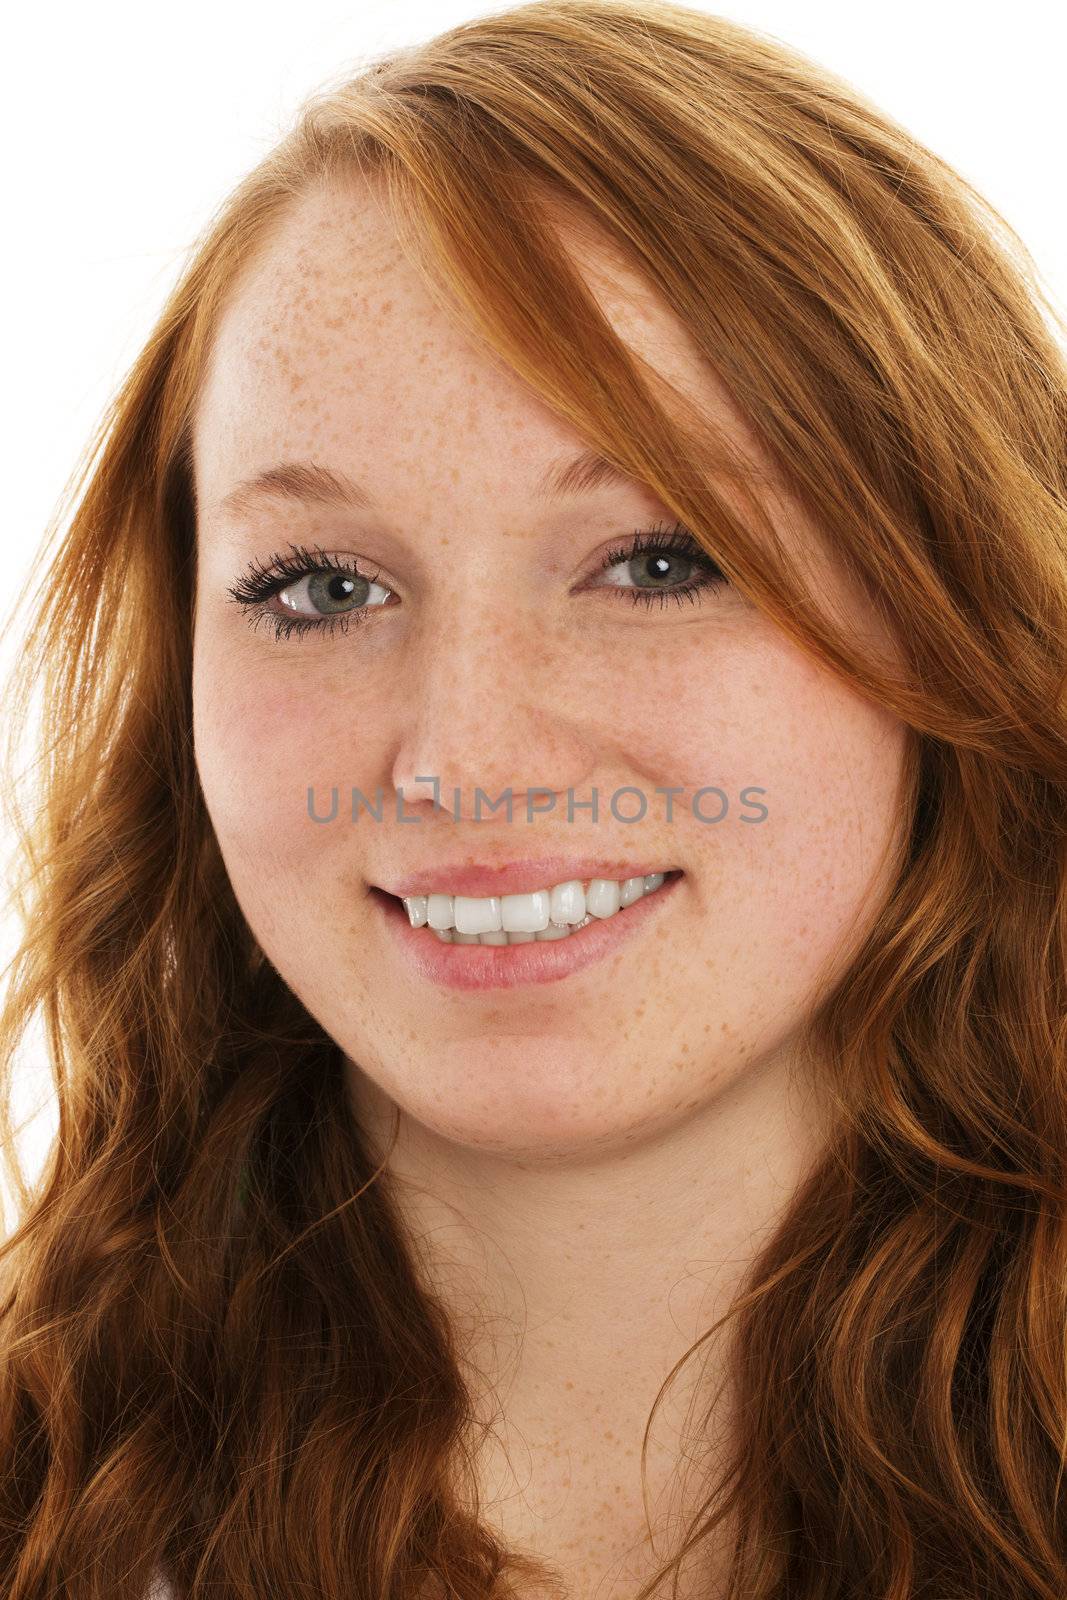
[{"left": 369, "top": 872, "right": 684, "bottom": 991}]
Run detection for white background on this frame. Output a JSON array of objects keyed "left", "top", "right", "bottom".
[{"left": 2, "top": 0, "right": 1065, "bottom": 1222}]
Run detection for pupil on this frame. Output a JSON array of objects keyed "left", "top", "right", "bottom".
[{"left": 328, "top": 576, "right": 355, "bottom": 600}]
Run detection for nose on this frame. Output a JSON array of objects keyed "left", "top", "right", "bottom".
[{"left": 391, "top": 605, "right": 598, "bottom": 823}]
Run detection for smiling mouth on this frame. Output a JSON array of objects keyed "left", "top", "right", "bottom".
[{"left": 372, "top": 869, "right": 683, "bottom": 946}]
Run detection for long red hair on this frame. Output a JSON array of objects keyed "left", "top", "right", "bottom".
[{"left": 1, "top": 3, "right": 1066, "bottom": 1594}]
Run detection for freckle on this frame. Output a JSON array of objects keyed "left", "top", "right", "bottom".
[{"left": 703, "top": 1022, "right": 711, "bottom": 1033}]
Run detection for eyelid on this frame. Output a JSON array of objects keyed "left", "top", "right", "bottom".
[
  {"left": 228, "top": 524, "right": 713, "bottom": 595},
  {"left": 226, "top": 542, "right": 394, "bottom": 604},
  {"left": 584, "top": 522, "right": 717, "bottom": 581},
  {"left": 226, "top": 522, "right": 728, "bottom": 642}
]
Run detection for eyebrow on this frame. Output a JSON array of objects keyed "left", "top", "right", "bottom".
[{"left": 212, "top": 447, "right": 641, "bottom": 521}]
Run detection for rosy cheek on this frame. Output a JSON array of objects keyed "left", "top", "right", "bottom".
[{"left": 194, "top": 652, "right": 304, "bottom": 829}]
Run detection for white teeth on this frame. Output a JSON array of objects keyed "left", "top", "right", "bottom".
[
  {"left": 549, "top": 880, "right": 587, "bottom": 925},
  {"left": 454, "top": 895, "right": 502, "bottom": 935},
  {"left": 501, "top": 889, "right": 551, "bottom": 933},
  {"left": 401, "top": 872, "right": 676, "bottom": 946},
  {"left": 585, "top": 878, "right": 621, "bottom": 918},
  {"left": 404, "top": 895, "right": 429, "bottom": 928},
  {"left": 426, "top": 893, "right": 456, "bottom": 931}
]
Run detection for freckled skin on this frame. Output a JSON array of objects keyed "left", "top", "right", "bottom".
[{"left": 192, "top": 175, "right": 909, "bottom": 1592}]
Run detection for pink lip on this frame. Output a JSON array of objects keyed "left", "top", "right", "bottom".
[
  {"left": 375, "top": 857, "right": 678, "bottom": 900},
  {"left": 369, "top": 870, "right": 683, "bottom": 991}
]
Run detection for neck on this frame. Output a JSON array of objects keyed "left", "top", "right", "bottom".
[{"left": 345, "top": 1042, "right": 831, "bottom": 1592}]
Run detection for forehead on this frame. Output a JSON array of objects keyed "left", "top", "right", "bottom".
[{"left": 191, "top": 177, "right": 771, "bottom": 513}]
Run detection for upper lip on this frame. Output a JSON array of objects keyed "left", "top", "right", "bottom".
[{"left": 374, "top": 857, "right": 680, "bottom": 900}]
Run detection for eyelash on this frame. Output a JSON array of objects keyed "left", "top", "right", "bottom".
[{"left": 225, "top": 522, "right": 729, "bottom": 643}]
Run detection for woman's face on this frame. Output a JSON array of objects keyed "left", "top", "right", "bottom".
[{"left": 191, "top": 178, "right": 908, "bottom": 1161}]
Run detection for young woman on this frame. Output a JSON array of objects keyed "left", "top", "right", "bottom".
[{"left": 1, "top": 3, "right": 1065, "bottom": 1596}]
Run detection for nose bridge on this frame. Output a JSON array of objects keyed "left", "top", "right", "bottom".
[{"left": 391, "top": 601, "right": 597, "bottom": 818}]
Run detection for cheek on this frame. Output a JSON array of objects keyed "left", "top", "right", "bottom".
[
  {"left": 661, "top": 632, "right": 908, "bottom": 1004},
  {"left": 714, "top": 676, "right": 907, "bottom": 995},
  {"left": 193, "top": 639, "right": 348, "bottom": 880}
]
